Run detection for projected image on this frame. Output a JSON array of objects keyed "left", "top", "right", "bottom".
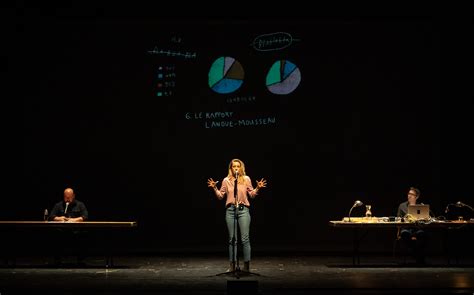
[
  {"left": 266, "top": 60, "right": 301, "bottom": 95},
  {"left": 208, "top": 57, "right": 245, "bottom": 94}
]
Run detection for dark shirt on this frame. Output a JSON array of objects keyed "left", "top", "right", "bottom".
[
  {"left": 50, "top": 200, "right": 88, "bottom": 220},
  {"left": 397, "top": 201, "right": 410, "bottom": 217}
]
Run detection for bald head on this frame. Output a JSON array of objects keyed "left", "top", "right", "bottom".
[{"left": 63, "top": 188, "right": 75, "bottom": 203}]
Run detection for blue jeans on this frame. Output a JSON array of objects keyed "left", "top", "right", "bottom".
[{"left": 226, "top": 205, "right": 251, "bottom": 262}]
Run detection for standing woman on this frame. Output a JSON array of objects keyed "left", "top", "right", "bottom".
[{"left": 208, "top": 158, "right": 267, "bottom": 272}]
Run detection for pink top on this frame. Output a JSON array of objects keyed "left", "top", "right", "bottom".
[{"left": 214, "top": 175, "right": 258, "bottom": 207}]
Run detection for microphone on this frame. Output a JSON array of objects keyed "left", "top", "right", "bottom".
[
  {"left": 64, "top": 202, "right": 70, "bottom": 214},
  {"left": 233, "top": 170, "right": 239, "bottom": 207}
]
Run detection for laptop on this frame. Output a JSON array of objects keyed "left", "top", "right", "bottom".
[{"left": 407, "top": 204, "right": 430, "bottom": 220}]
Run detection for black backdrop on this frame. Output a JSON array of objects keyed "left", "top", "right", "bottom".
[{"left": 16, "top": 5, "right": 455, "bottom": 254}]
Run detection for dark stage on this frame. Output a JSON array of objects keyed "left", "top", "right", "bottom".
[
  {"left": 1, "top": 254, "right": 474, "bottom": 294},
  {"left": 14, "top": 3, "right": 474, "bottom": 295}
]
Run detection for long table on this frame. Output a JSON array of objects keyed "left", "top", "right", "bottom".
[
  {"left": 329, "top": 220, "right": 474, "bottom": 265},
  {"left": 0, "top": 221, "right": 137, "bottom": 228},
  {"left": 0, "top": 221, "right": 138, "bottom": 267}
]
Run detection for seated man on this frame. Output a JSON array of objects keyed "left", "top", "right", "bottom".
[
  {"left": 49, "top": 187, "right": 89, "bottom": 265},
  {"left": 50, "top": 187, "right": 88, "bottom": 222},
  {"left": 397, "top": 187, "right": 427, "bottom": 264}
]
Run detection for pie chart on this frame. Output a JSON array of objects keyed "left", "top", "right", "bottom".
[
  {"left": 266, "top": 60, "right": 301, "bottom": 95},
  {"left": 208, "top": 57, "right": 244, "bottom": 94}
]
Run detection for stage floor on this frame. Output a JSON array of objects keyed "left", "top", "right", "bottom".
[{"left": 1, "top": 255, "right": 473, "bottom": 294}]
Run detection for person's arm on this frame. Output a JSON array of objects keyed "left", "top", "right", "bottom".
[
  {"left": 214, "top": 179, "right": 227, "bottom": 200},
  {"left": 247, "top": 176, "right": 267, "bottom": 198},
  {"left": 67, "top": 203, "right": 88, "bottom": 222},
  {"left": 79, "top": 202, "right": 88, "bottom": 221},
  {"left": 53, "top": 216, "right": 68, "bottom": 221},
  {"left": 247, "top": 177, "right": 258, "bottom": 198},
  {"left": 49, "top": 203, "right": 67, "bottom": 221},
  {"left": 397, "top": 202, "right": 406, "bottom": 218},
  {"left": 64, "top": 216, "right": 84, "bottom": 222}
]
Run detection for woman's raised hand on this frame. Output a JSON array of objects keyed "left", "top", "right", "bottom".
[
  {"left": 256, "top": 178, "right": 267, "bottom": 189},
  {"left": 207, "top": 178, "right": 218, "bottom": 188}
]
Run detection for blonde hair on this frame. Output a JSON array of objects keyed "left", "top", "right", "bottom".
[{"left": 227, "top": 158, "right": 246, "bottom": 184}]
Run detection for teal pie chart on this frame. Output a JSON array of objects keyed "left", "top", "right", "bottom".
[
  {"left": 208, "top": 57, "right": 245, "bottom": 94},
  {"left": 266, "top": 60, "right": 301, "bottom": 95}
]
